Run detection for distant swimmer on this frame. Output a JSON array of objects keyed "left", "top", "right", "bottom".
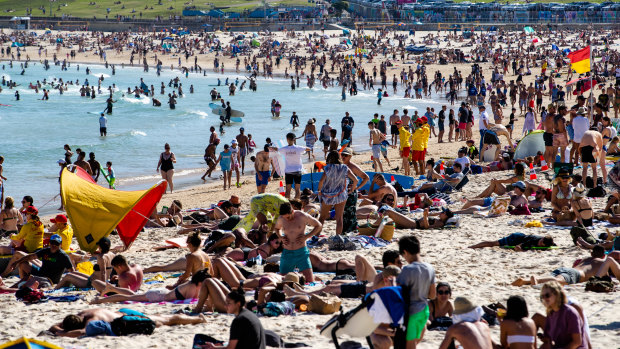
[
  {"left": 14, "top": 91, "right": 19, "bottom": 100},
  {"left": 152, "top": 98, "right": 161, "bottom": 107}
]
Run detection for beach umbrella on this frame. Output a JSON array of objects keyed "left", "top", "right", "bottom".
[
  {"left": 60, "top": 167, "right": 167, "bottom": 252},
  {"left": 523, "top": 26, "right": 535, "bottom": 34},
  {"left": 397, "top": 22, "right": 405, "bottom": 26},
  {"left": 0, "top": 337, "right": 63, "bottom": 349}
]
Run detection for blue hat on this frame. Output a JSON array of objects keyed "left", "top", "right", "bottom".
[{"left": 50, "top": 234, "right": 62, "bottom": 244}]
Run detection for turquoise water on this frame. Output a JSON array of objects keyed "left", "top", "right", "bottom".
[{"left": 0, "top": 62, "right": 444, "bottom": 214}]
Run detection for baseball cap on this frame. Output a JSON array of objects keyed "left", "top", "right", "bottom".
[
  {"left": 240, "top": 127, "right": 244, "bottom": 131},
  {"left": 50, "top": 214, "right": 67, "bottom": 224},
  {"left": 25, "top": 206, "right": 38, "bottom": 215},
  {"left": 513, "top": 181, "right": 526, "bottom": 191},
  {"left": 49, "top": 234, "right": 62, "bottom": 245}
]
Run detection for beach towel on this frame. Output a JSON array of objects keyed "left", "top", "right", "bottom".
[{"left": 121, "top": 298, "right": 197, "bottom": 305}]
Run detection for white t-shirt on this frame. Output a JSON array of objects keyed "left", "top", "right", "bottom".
[
  {"left": 278, "top": 145, "right": 306, "bottom": 173},
  {"left": 479, "top": 111, "right": 489, "bottom": 130},
  {"left": 572, "top": 116, "right": 589, "bottom": 143},
  {"left": 455, "top": 156, "right": 471, "bottom": 167}
]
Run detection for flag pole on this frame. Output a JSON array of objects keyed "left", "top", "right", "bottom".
[{"left": 588, "top": 42, "right": 593, "bottom": 123}]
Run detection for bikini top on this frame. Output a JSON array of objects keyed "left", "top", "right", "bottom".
[
  {"left": 506, "top": 335, "right": 535, "bottom": 345},
  {"left": 555, "top": 185, "right": 573, "bottom": 200}
]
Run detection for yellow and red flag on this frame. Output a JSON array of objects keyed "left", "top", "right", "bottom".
[{"left": 567, "top": 46, "right": 590, "bottom": 74}]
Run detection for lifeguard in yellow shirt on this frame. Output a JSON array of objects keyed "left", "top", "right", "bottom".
[
  {"left": 397, "top": 120, "right": 412, "bottom": 176},
  {"left": 411, "top": 117, "right": 431, "bottom": 176}
]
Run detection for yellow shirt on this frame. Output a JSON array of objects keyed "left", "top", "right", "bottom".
[
  {"left": 411, "top": 125, "right": 430, "bottom": 151},
  {"left": 11, "top": 221, "right": 44, "bottom": 252},
  {"left": 399, "top": 127, "right": 412, "bottom": 149},
  {"left": 56, "top": 225, "right": 74, "bottom": 252}
]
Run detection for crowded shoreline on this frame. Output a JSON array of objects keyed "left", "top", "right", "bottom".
[{"left": 0, "top": 25, "right": 619, "bottom": 349}]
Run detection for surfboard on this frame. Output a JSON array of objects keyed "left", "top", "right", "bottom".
[
  {"left": 209, "top": 102, "right": 245, "bottom": 118},
  {"left": 100, "top": 168, "right": 116, "bottom": 189},
  {"left": 230, "top": 117, "right": 243, "bottom": 123},
  {"left": 300, "top": 171, "right": 414, "bottom": 192},
  {"left": 269, "top": 150, "right": 285, "bottom": 177}
]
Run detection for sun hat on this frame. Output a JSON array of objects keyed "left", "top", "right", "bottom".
[
  {"left": 282, "top": 272, "right": 300, "bottom": 284},
  {"left": 453, "top": 296, "right": 477, "bottom": 315},
  {"left": 573, "top": 183, "right": 587, "bottom": 198},
  {"left": 231, "top": 139, "right": 238, "bottom": 144},
  {"left": 341, "top": 147, "right": 353, "bottom": 156},
  {"left": 57, "top": 159, "right": 66, "bottom": 164},
  {"left": 577, "top": 107, "right": 588, "bottom": 115},
  {"left": 50, "top": 214, "right": 67, "bottom": 224}
]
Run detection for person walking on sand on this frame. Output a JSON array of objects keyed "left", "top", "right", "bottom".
[
  {"left": 369, "top": 121, "right": 386, "bottom": 173},
  {"left": 236, "top": 128, "right": 249, "bottom": 175},
  {"left": 215, "top": 144, "right": 233, "bottom": 190},
  {"left": 156, "top": 143, "right": 176, "bottom": 193}
]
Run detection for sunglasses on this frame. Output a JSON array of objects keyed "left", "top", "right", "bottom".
[
  {"left": 437, "top": 290, "right": 450, "bottom": 295},
  {"left": 540, "top": 292, "right": 553, "bottom": 299},
  {"left": 560, "top": 175, "right": 571, "bottom": 179}
]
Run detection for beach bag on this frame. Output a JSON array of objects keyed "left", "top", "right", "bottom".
[
  {"left": 15, "top": 287, "right": 46, "bottom": 304},
  {"left": 357, "top": 220, "right": 395, "bottom": 241},
  {"left": 585, "top": 276, "right": 615, "bottom": 293},
  {"left": 193, "top": 334, "right": 225, "bottom": 347},
  {"left": 488, "top": 196, "right": 510, "bottom": 217},
  {"left": 587, "top": 185, "right": 606, "bottom": 198},
  {"left": 309, "top": 294, "right": 341, "bottom": 315},
  {"left": 110, "top": 315, "right": 156, "bottom": 336}
]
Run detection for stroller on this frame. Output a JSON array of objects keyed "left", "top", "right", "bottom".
[{"left": 319, "top": 286, "right": 406, "bottom": 349}]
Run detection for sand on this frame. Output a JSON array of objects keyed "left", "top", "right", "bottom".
[{"left": 0, "top": 27, "right": 618, "bottom": 348}]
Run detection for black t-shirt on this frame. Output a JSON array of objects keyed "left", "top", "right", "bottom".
[
  {"left": 218, "top": 215, "right": 241, "bottom": 230},
  {"left": 438, "top": 110, "right": 445, "bottom": 124},
  {"left": 458, "top": 107, "right": 468, "bottom": 123},
  {"left": 35, "top": 248, "right": 73, "bottom": 284},
  {"left": 341, "top": 116, "right": 354, "bottom": 128},
  {"left": 229, "top": 308, "right": 266, "bottom": 349},
  {"left": 342, "top": 124, "right": 353, "bottom": 139}
]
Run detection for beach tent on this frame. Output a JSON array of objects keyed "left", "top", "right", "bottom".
[
  {"left": 60, "top": 167, "right": 167, "bottom": 252},
  {"left": 514, "top": 130, "right": 544, "bottom": 160},
  {"left": 523, "top": 26, "right": 535, "bottom": 34},
  {"left": 251, "top": 39, "right": 260, "bottom": 47},
  {"left": 0, "top": 337, "right": 63, "bottom": 349}
]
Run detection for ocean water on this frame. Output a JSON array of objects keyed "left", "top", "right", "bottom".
[{"left": 0, "top": 62, "right": 446, "bottom": 214}]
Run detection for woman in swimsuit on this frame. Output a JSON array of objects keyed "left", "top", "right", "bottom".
[
  {"left": 166, "top": 231, "right": 212, "bottom": 290},
  {"left": 211, "top": 257, "right": 282, "bottom": 290},
  {"left": 427, "top": 282, "right": 454, "bottom": 331},
  {"left": 601, "top": 116, "right": 614, "bottom": 151},
  {"left": 500, "top": 295, "right": 536, "bottom": 348},
  {"left": 475, "top": 162, "right": 526, "bottom": 198},
  {"left": 156, "top": 143, "right": 176, "bottom": 193},
  {"left": 551, "top": 169, "right": 575, "bottom": 224},
  {"left": 225, "top": 233, "right": 282, "bottom": 262},
  {"left": 91, "top": 269, "right": 210, "bottom": 304},
  {"left": 0, "top": 197, "right": 23, "bottom": 237},
  {"left": 570, "top": 184, "right": 593, "bottom": 228}
]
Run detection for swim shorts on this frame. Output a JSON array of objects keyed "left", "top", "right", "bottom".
[
  {"left": 400, "top": 147, "right": 411, "bottom": 158},
  {"left": 580, "top": 145, "right": 596, "bottom": 163},
  {"left": 391, "top": 125, "right": 399, "bottom": 135},
  {"left": 406, "top": 305, "right": 430, "bottom": 341},
  {"left": 256, "top": 171, "right": 270, "bottom": 186},
  {"left": 85, "top": 320, "right": 116, "bottom": 337},
  {"left": 458, "top": 122, "right": 467, "bottom": 130},
  {"left": 340, "top": 281, "right": 368, "bottom": 298},
  {"left": 483, "top": 196, "right": 496, "bottom": 207},
  {"left": 551, "top": 267, "right": 581, "bottom": 284},
  {"left": 285, "top": 171, "right": 302, "bottom": 186},
  {"left": 240, "top": 147, "right": 247, "bottom": 158},
  {"left": 543, "top": 132, "right": 553, "bottom": 147},
  {"left": 553, "top": 133, "right": 568, "bottom": 148},
  {"left": 280, "top": 246, "right": 311, "bottom": 273},
  {"left": 372, "top": 144, "right": 381, "bottom": 160},
  {"left": 411, "top": 149, "right": 426, "bottom": 161},
  {"left": 498, "top": 232, "right": 526, "bottom": 247}
]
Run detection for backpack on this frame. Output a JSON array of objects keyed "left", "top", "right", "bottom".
[
  {"left": 585, "top": 276, "right": 615, "bottom": 293},
  {"left": 586, "top": 185, "right": 606, "bottom": 198},
  {"left": 110, "top": 315, "right": 156, "bottom": 336}
]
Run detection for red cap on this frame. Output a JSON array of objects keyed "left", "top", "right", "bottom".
[
  {"left": 396, "top": 120, "right": 402, "bottom": 125},
  {"left": 420, "top": 116, "right": 428, "bottom": 123},
  {"left": 25, "top": 206, "right": 38, "bottom": 215},
  {"left": 50, "top": 214, "right": 67, "bottom": 224}
]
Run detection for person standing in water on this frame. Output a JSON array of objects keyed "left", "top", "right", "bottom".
[
  {"left": 156, "top": 143, "right": 176, "bottom": 193},
  {"left": 104, "top": 96, "right": 115, "bottom": 114},
  {"left": 99, "top": 113, "right": 107, "bottom": 137}
]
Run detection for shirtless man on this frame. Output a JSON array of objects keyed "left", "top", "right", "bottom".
[
  {"left": 401, "top": 109, "right": 412, "bottom": 129},
  {"left": 87, "top": 152, "right": 101, "bottom": 182},
  {"left": 512, "top": 245, "right": 606, "bottom": 286},
  {"left": 369, "top": 121, "right": 386, "bottom": 173},
  {"left": 73, "top": 152, "right": 92, "bottom": 175},
  {"left": 254, "top": 144, "right": 272, "bottom": 194},
  {"left": 542, "top": 104, "right": 556, "bottom": 167},
  {"left": 580, "top": 129, "right": 606, "bottom": 185},
  {"left": 236, "top": 127, "right": 249, "bottom": 175},
  {"left": 55, "top": 237, "right": 115, "bottom": 290},
  {"left": 359, "top": 174, "right": 398, "bottom": 208},
  {"left": 439, "top": 297, "right": 494, "bottom": 349},
  {"left": 95, "top": 254, "right": 143, "bottom": 296},
  {"left": 341, "top": 147, "right": 369, "bottom": 191},
  {"left": 552, "top": 106, "right": 569, "bottom": 163},
  {"left": 48, "top": 307, "right": 206, "bottom": 337},
  {"left": 389, "top": 109, "right": 401, "bottom": 148},
  {"left": 274, "top": 202, "right": 322, "bottom": 283}
]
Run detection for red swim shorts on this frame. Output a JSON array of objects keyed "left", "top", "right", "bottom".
[
  {"left": 458, "top": 122, "right": 467, "bottom": 130},
  {"left": 401, "top": 147, "right": 411, "bottom": 158},
  {"left": 411, "top": 149, "right": 426, "bottom": 161}
]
